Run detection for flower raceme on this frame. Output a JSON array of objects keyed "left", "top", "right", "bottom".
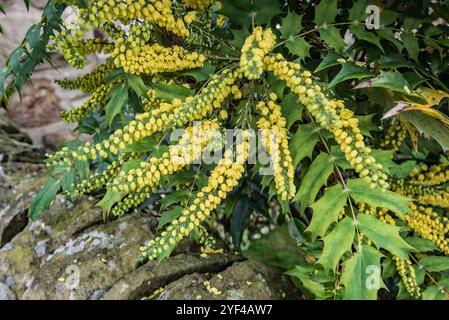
[
  {"left": 56, "top": 63, "right": 111, "bottom": 94},
  {"left": 240, "top": 27, "right": 277, "bottom": 80},
  {"left": 61, "top": 81, "right": 117, "bottom": 122},
  {"left": 109, "top": 120, "right": 221, "bottom": 194},
  {"left": 256, "top": 93, "right": 296, "bottom": 201},
  {"left": 140, "top": 132, "right": 251, "bottom": 261},
  {"left": 75, "top": 0, "right": 189, "bottom": 36},
  {"left": 113, "top": 44, "right": 206, "bottom": 75},
  {"left": 47, "top": 68, "right": 240, "bottom": 166},
  {"left": 262, "top": 54, "right": 389, "bottom": 190},
  {"left": 182, "top": 0, "right": 215, "bottom": 10}
]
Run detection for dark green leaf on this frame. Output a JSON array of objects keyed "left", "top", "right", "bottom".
[
  {"left": 281, "top": 93, "right": 302, "bottom": 129},
  {"left": 75, "top": 159, "right": 90, "bottom": 181},
  {"left": 285, "top": 38, "right": 311, "bottom": 61},
  {"left": 315, "top": 52, "right": 343, "bottom": 73},
  {"left": 307, "top": 184, "right": 347, "bottom": 239},
  {"left": 182, "top": 62, "right": 215, "bottom": 82},
  {"left": 280, "top": 11, "right": 303, "bottom": 39},
  {"left": 341, "top": 245, "right": 384, "bottom": 300},
  {"left": 357, "top": 214, "right": 414, "bottom": 259},
  {"left": 400, "top": 110, "right": 449, "bottom": 151},
  {"left": 422, "top": 279, "right": 449, "bottom": 300},
  {"left": 347, "top": 178, "right": 410, "bottom": 216},
  {"left": 419, "top": 256, "right": 449, "bottom": 272},
  {"left": 150, "top": 83, "right": 193, "bottom": 101},
  {"left": 160, "top": 189, "right": 191, "bottom": 209},
  {"left": 329, "top": 64, "right": 374, "bottom": 88},
  {"left": 97, "top": 190, "right": 124, "bottom": 216},
  {"left": 123, "top": 136, "right": 158, "bottom": 153},
  {"left": 355, "top": 114, "right": 379, "bottom": 138},
  {"left": 230, "top": 196, "right": 252, "bottom": 251},
  {"left": 405, "top": 237, "right": 439, "bottom": 252},
  {"left": 105, "top": 83, "right": 128, "bottom": 127},
  {"left": 267, "top": 73, "right": 286, "bottom": 99},
  {"left": 126, "top": 74, "right": 148, "bottom": 97},
  {"left": 318, "top": 217, "right": 355, "bottom": 272},
  {"left": 61, "top": 169, "right": 76, "bottom": 195},
  {"left": 319, "top": 26, "right": 345, "bottom": 52},
  {"left": 29, "top": 178, "right": 61, "bottom": 220},
  {"left": 289, "top": 123, "right": 320, "bottom": 168},
  {"left": 314, "top": 0, "right": 338, "bottom": 26},
  {"left": 401, "top": 32, "right": 420, "bottom": 62},
  {"left": 355, "top": 71, "right": 412, "bottom": 94},
  {"left": 288, "top": 218, "right": 304, "bottom": 244},
  {"left": 294, "top": 152, "right": 334, "bottom": 212},
  {"left": 158, "top": 207, "right": 183, "bottom": 228}
]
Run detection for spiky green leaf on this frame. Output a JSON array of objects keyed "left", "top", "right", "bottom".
[
  {"left": 29, "top": 178, "right": 61, "bottom": 220},
  {"left": 357, "top": 214, "right": 414, "bottom": 259},
  {"left": 341, "top": 245, "right": 384, "bottom": 300},
  {"left": 317, "top": 217, "right": 355, "bottom": 273},
  {"left": 347, "top": 178, "right": 410, "bottom": 216},
  {"left": 294, "top": 152, "right": 334, "bottom": 212},
  {"left": 307, "top": 184, "right": 347, "bottom": 239}
]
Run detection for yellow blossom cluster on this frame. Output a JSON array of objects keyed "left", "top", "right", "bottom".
[
  {"left": 112, "top": 187, "right": 152, "bottom": 216},
  {"left": 70, "top": 153, "right": 137, "bottom": 198},
  {"left": 392, "top": 179, "right": 449, "bottom": 209},
  {"left": 183, "top": 0, "right": 215, "bottom": 10},
  {"left": 380, "top": 121, "right": 407, "bottom": 152},
  {"left": 110, "top": 120, "right": 220, "bottom": 194},
  {"left": 408, "top": 163, "right": 449, "bottom": 186},
  {"left": 61, "top": 81, "right": 116, "bottom": 122},
  {"left": 264, "top": 53, "right": 388, "bottom": 189},
  {"left": 79, "top": 0, "right": 189, "bottom": 36},
  {"left": 183, "top": 11, "right": 197, "bottom": 24},
  {"left": 357, "top": 203, "right": 396, "bottom": 225},
  {"left": 405, "top": 203, "right": 449, "bottom": 254},
  {"left": 51, "top": 37, "right": 113, "bottom": 69},
  {"left": 140, "top": 134, "right": 250, "bottom": 260},
  {"left": 110, "top": 21, "right": 153, "bottom": 58},
  {"left": 256, "top": 93, "right": 295, "bottom": 200},
  {"left": 47, "top": 68, "right": 239, "bottom": 167},
  {"left": 56, "top": 63, "right": 110, "bottom": 94},
  {"left": 393, "top": 256, "right": 421, "bottom": 298},
  {"left": 113, "top": 43, "right": 206, "bottom": 75},
  {"left": 240, "top": 27, "right": 276, "bottom": 80},
  {"left": 414, "top": 191, "right": 449, "bottom": 209}
]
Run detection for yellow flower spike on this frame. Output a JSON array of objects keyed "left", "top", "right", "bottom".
[
  {"left": 112, "top": 44, "right": 206, "bottom": 75},
  {"left": 61, "top": 81, "right": 117, "bottom": 123},
  {"left": 381, "top": 121, "right": 407, "bottom": 152},
  {"left": 141, "top": 132, "right": 251, "bottom": 261},
  {"left": 256, "top": 96, "right": 296, "bottom": 201},
  {"left": 110, "top": 120, "right": 220, "bottom": 196},
  {"left": 56, "top": 63, "right": 111, "bottom": 94},
  {"left": 264, "top": 53, "right": 389, "bottom": 190},
  {"left": 392, "top": 256, "right": 421, "bottom": 297},
  {"left": 240, "top": 27, "right": 276, "bottom": 80}
]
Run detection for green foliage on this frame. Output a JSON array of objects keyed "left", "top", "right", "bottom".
[
  {"left": 294, "top": 152, "right": 333, "bottom": 212},
  {"left": 318, "top": 217, "right": 355, "bottom": 273},
  {"left": 357, "top": 214, "right": 414, "bottom": 259},
  {"left": 0, "top": 0, "right": 66, "bottom": 100},
  {"left": 29, "top": 177, "right": 61, "bottom": 220},
  {"left": 341, "top": 245, "right": 384, "bottom": 300},
  {"left": 306, "top": 184, "right": 347, "bottom": 239},
  {"left": 346, "top": 179, "right": 410, "bottom": 216}
]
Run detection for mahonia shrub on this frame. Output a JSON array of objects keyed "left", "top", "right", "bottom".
[{"left": 2, "top": 0, "right": 449, "bottom": 300}]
